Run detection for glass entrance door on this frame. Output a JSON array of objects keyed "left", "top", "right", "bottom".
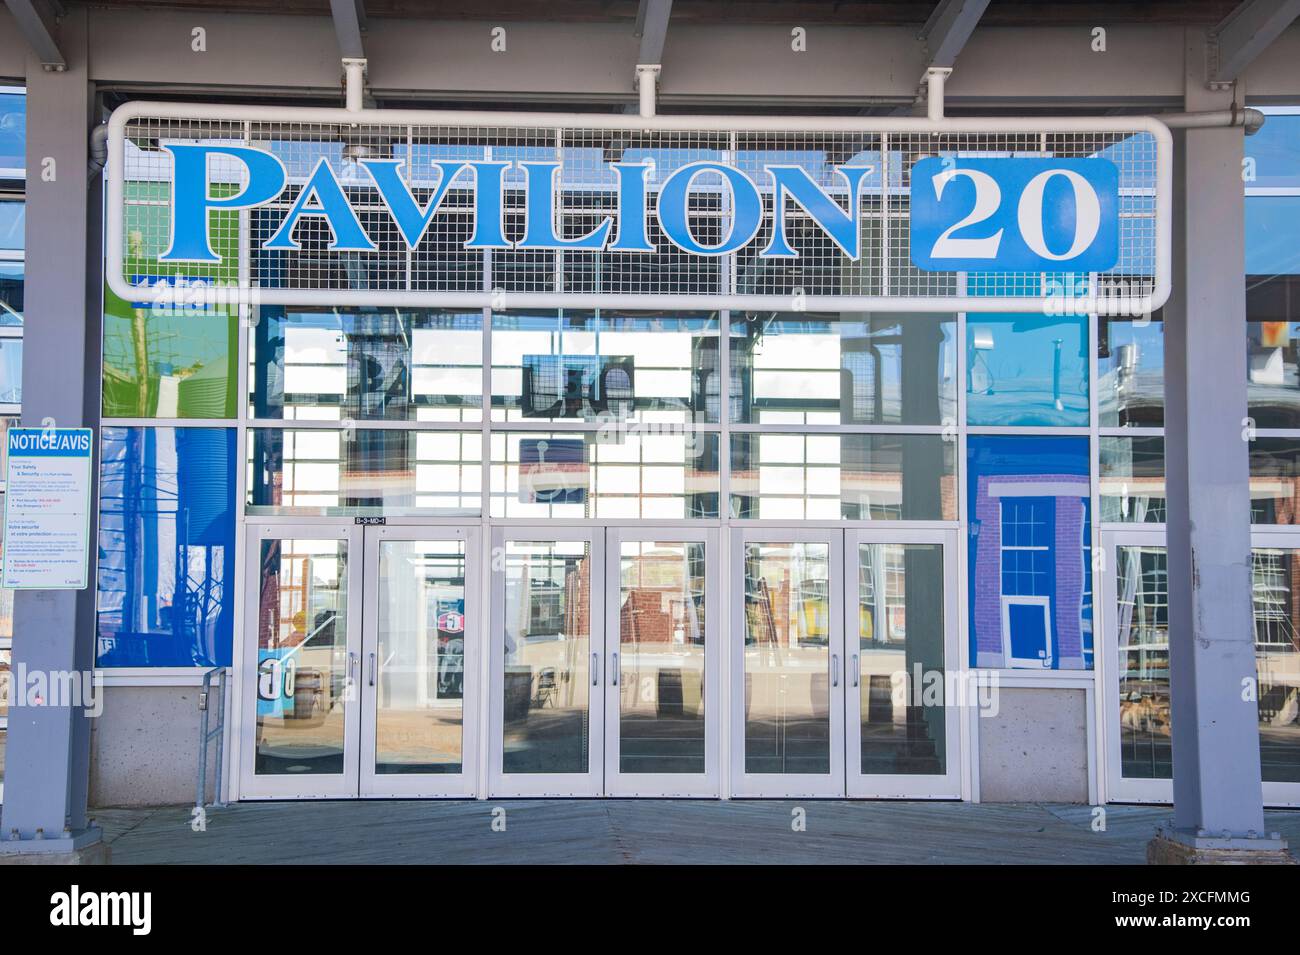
[
  {"left": 604, "top": 529, "right": 719, "bottom": 796},
  {"left": 845, "top": 529, "right": 960, "bottom": 798},
  {"left": 359, "top": 526, "right": 480, "bottom": 797},
  {"left": 241, "top": 524, "right": 363, "bottom": 799},
  {"left": 730, "top": 527, "right": 959, "bottom": 798},
  {"left": 240, "top": 523, "right": 480, "bottom": 799},
  {"left": 488, "top": 526, "right": 721, "bottom": 797},
  {"left": 489, "top": 528, "right": 604, "bottom": 796},
  {"left": 731, "top": 529, "right": 845, "bottom": 797}
]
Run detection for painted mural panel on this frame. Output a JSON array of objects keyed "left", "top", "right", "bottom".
[{"left": 967, "top": 435, "right": 1093, "bottom": 670}]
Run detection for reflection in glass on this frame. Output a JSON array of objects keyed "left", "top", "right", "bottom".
[
  {"left": 0, "top": 200, "right": 22, "bottom": 250},
  {"left": 96, "top": 428, "right": 237, "bottom": 667},
  {"left": 1246, "top": 198, "right": 1300, "bottom": 277},
  {"left": 102, "top": 282, "right": 238, "bottom": 418},
  {"left": 491, "top": 310, "right": 719, "bottom": 424},
  {"left": 1100, "top": 436, "right": 1165, "bottom": 523},
  {"left": 1248, "top": 437, "right": 1300, "bottom": 524},
  {"left": 254, "top": 538, "right": 350, "bottom": 776},
  {"left": 501, "top": 541, "right": 592, "bottom": 774},
  {"left": 857, "top": 543, "right": 946, "bottom": 775},
  {"left": 743, "top": 542, "right": 831, "bottom": 775},
  {"left": 490, "top": 431, "right": 719, "bottom": 520},
  {"left": 729, "top": 433, "right": 955, "bottom": 520},
  {"left": 374, "top": 540, "right": 467, "bottom": 775},
  {"left": 250, "top": 308, "right": 483, "bottom": 423},
  {"left": 1246, "top": 276, "right": 1300, "bottom": 428},
  {"left": 0, "top": 339, "right": 20, "bottom": 404},
  {"left": 966, "top": 315, "right": 1089, "bottom": 426},
  {"left": 247, "top": 428, "right": 481, "bottom": 517},
  {"left": 617, "top": 541, "right": 707, "bottom": 775},
  {"left": 0, "top": 262, "right": 21, "bottom": 327},
  {"left": 1249, "top": 548, "right": 1300, "bottom": 783},
  {"left": 730, "top": 312, "right": 955, "bottom": 426},
  {"left": 1115, "top": 545, "right": 1170, "bottom": 779},
  {"left": 1117, "top": 546, "right": 1300, "bottom": 784},
  {"left": 1098, "top": 316, "right": 1164, "bottom": 427}
]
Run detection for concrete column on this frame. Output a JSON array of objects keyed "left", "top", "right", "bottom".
[
  {"left": 1148, "top": 30, "right": 1288, "bottom": 864},
  {"left": 0, "top": 8, "right": 106, "bottom": 861}
]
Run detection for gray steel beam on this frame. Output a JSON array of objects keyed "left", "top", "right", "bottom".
[
  {"left": 1212, "top": 0, "right": 1300, "bottom": 82},
  {"left": 918, "top": 0, "right": 991, "bottom": 70},
  {"left": 634, "top": 0, "right": 673, "bottom": 65},
  {"left": 330, "top": 0, "right": 366, "bottom": 61},
  {"left": 1153, "top": 31, "right": 1276, "bottom": 861},
  {"left": 3, "top": 0, "right": 65, "bottom": 70},
  {"left": 0, "top": 6, "right": 103, "bottom": 859}
]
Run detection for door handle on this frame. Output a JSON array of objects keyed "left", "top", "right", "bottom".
[
  {"left": 852, "top": 654, "right": 859, "bottom": 688},
  {"left": 611, "top": 652, "right": 619, "bottom": 686},
  {"left": 368, "top": 652, "right": 376, "bottom": 687},
  {"left": 592, "top": 652, "right": 599, "bottom": 686},
  {"left": 831, "top": 653, "right": 840, "bottom": 688},
  {"left": 348, "top": 652, "right": 358, "bottom": 685}
]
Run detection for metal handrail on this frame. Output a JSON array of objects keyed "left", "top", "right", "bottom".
[{"left": 196, "top": 666, "right": 230, "bottom": 811}]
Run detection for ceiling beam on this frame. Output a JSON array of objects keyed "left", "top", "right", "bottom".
[
  {"left": 329, "top": 0, "right": 367, "bottom": 61},
  {"left": 4, "top": 0, "right": 66, "bottom": 71},
  {"left": 634, "top": 0, "right": 672, "bottom": 64},
  {"left": 918, "top": 0, "right": 992, "bottom": 70},
  {"left": 1211, "top": 0, "right": 1300, "bottom": 82}
]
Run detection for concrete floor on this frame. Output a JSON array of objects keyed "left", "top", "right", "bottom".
[{"left": 87, "top": 799, "right": 1300, "bottom": 864}]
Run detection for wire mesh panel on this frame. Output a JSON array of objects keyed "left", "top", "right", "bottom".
[{"left": 106, "top": 103, "right": 1171, "bottom": 314}]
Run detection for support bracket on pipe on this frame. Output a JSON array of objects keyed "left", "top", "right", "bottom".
[
  {"left": 924, "top": 67, "right": 952, "bottom": 122},
  {"left": 343, "top": 57, "right": 368, "bottom": 112},
  {"left": 635, "top": 64, "right": 661, "bottom": 119}
]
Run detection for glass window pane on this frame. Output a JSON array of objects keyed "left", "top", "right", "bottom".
[
  {"left": 0, "top": 200, "right": 22, "bottom": 250},
  {"left": 250, "top": 307, "right": 483, "bottom": 423},
  {"left": 968, "top": 436, "right": 1093, "bottom": 670},
  {"left": 1098, "top": 315, "right": 1163, "bottom": 427},
  {"left": 0, "top": 339, "right": 20, "bottom": 404},
  {"left": 1249, "top": 437, "right": 1300, "bottom": 525},
  {"left": 374, "top": 539, "right": 467, "bottom": 775},
  {"left": 1246, "top": 197, "right": 1300, "bottom": 276},
  {"left": 501, "top": 540, "right": 592, "bottom": 774},
  {"left": 1246, "top": 275, "right": 1300, "bottom": 428},
  {"left": 248, "top": 428, "right": 482, "bottom": 517},
  {"left": 1245, "top": 112, "right": 1300, "bottom": 189},
  {"left": 730, "top": 312, "right": 955, "bottom": 426},
  {"left": 743, "top": 541, "right": 831, "bottom": 775},
  {"left": 0, "top": 92, "right": 25, "bottom": 173},
  {"left": 491, "top": 310, "right": 719, "bottom": 424},
  {"left": 490, "top": 430, "right": 718, "bottom": 520},
  {"left": 856, "top": 542, "right": 946, "bottom": 775},
  {"left": 254, "top": 537, "right": 349, "bottom": 776},
  {"left": 966, "top": 314, "right": 1089, "bottom": 427},
  {"left": 617, "top": 540, "right": 708, "bottom": 775},
  {"left": 1115, "top": 545, "right": 1170, "bottom": 779},
  {"left": 95, "top": 427, "right": 238, "bottom": 667},
  {"left": 1100, "top": 436, "right": 1165, "bottom": 523},
  {"left": 102, "top": 282, "right": 237, "bottom": 418},
  {"left": 0, "top": 262, "right": 21, "bottom": 328},
  {"left": 730, "top": 433, "right": 954, "bottom": 520}
]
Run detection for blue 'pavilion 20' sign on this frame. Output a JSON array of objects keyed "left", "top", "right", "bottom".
[
  {"left": 158, "top": 145, "right": 1120, "bottom": 273},
  {"left": 105, "top": 104, "right": 1168, "bottom": 312}
]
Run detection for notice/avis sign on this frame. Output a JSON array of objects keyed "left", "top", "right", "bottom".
[{"left": 2, "top": 428, "right": 94, "bottom": 590}]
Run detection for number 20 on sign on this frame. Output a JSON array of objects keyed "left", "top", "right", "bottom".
[{"left": 909, "top": 157, "right": 1120, "bottom": 273}]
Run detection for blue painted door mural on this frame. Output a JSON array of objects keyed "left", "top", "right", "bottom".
[{"left": 968, "top": 435, "right": 1093, "bottom": 670}]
